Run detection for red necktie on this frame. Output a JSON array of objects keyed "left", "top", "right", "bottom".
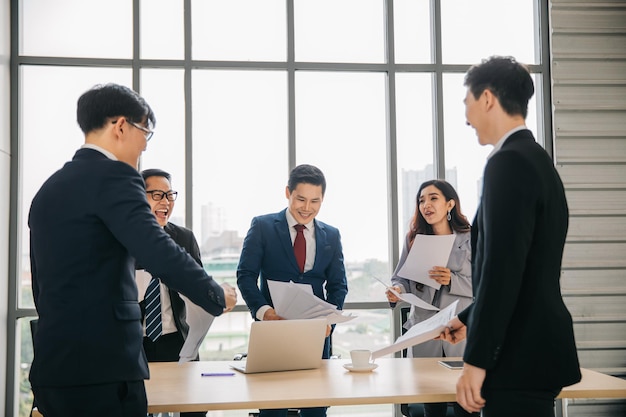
[{"left": 294, "top": 224, "right": 306, "bottom": 273}]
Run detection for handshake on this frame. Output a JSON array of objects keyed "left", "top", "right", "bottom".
[{"left": 221, "top": 283, "right": 238, "bottom": 313}]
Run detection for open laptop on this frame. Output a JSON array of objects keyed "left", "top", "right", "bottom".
[{"left": 231, "top": 318, "right": 327, "bottom": 374}]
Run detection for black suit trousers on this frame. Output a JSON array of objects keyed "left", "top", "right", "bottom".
[
  {"left": 480, "top": 388, "right": 560, "bottom": 417},
  {"left": 33, "top": 380, "right": 146, "bottom": 417}
]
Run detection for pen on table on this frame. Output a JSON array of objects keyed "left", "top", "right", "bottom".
[{"left": 201, "top": 372, "right": 235, "bottom": 377}]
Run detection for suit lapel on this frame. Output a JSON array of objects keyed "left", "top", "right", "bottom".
[
  {"left": 274, "top": 211, "right": 300, "bottom": 273},
  {"left": 312, "top": 219, "right": 326, "bottom": 271}
]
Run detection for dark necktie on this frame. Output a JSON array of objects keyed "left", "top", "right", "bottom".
[
  {"left": 144, "top": 277, "right": 162, "bottom": 342},
  {"left": 294, "top": 224, "right": 306, "bottom": 273}
]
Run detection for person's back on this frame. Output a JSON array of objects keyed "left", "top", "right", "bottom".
[
  {"left": 29, "top": 151, "right": 150, "bottom": 386},
  {"left": 474, "top": 130, "right": 578, "bottom": 390},
  {"left": 441, "top": 56, "right": 580, "bottom": 417},
  {"left": 28, "top": 83, "right": 237, "bottom": 417}
]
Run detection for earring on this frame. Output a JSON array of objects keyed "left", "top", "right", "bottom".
[{"left": 447, "top": 210, "right": 452, "bottom": 221}]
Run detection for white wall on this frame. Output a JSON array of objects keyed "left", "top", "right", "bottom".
[{"left": 0, "top": 0, "right": 11, "bottom": 412}]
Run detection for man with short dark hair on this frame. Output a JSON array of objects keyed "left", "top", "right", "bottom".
[
  {"left": 441, "top": 57, "right": 581, "bottom": 417},
  {"left": 237, "top": 164, "right": 348, "bottom": 417},
  {"left": 139, "top": 168, "right": 207, "bottom": 417},
  {"left": 28, "top": 83, "right": 237, "bottom": 417}
]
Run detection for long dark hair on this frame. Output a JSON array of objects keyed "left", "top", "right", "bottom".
[{"left": 408, "top": 179, "right": 470, "bottom": 246}]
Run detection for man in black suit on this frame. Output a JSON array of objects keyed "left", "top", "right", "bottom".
[
  {"left": 441, "top": 56, "right": 581, "bottom": 417},
  {"left": 138, "top": 168, "right": 207, "bottom": 417},
  {"left": 28, "top": 83, "right": 237, "bottom": 417}
]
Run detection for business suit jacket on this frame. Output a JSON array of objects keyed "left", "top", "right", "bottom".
[
  {"left": 28, "top": 148, "right": 226, "bottom": 388},
  {"left": 391, "top": 232, "right": 472, "bottom": 357},
  {"left": 139, "top": 222, "right": 201, "bottom": 342},
  {"left": 236, "top": 209, "right": 348, "bottom": 327},
  {"left": 458, "top": 129, "right": 581, "bottom": 391},
  {"left": 150, "top": 222, "right": 203, "bottom": 341}
]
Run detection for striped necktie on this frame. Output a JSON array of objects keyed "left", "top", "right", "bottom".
[{"left": 144, "top": 277, "right": 162, "bottom": 342}]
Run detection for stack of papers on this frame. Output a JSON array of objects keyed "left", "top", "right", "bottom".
[
  {"left": 371, "top": 300, "right": 458, "bottom": 360},
  {"left": 397, "top": 234, "right": 456, "bottom": 290},
  {"left": 268, "top": 280, "right": 355, "bottom": 324}
]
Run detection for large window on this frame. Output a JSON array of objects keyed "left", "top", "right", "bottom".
[{"left": 8, "top": 1, "right": 549, "bottom": 416}]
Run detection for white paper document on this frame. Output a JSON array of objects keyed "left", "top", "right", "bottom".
[
  {"left": 268, "top": 280, "right": 355, "bottom": 324},
  {"left": 135, "top": 269, "right": 216, "bottom": 363},
  {"left": 396, "top": 234, "right": 456, "bottom": 290},
  {"left": 178, "top": 294, "right": 215, "bottom": 363},
  {"left": 371, "top": 300, "right": 459, "bottom": 360},
  {"left": 372, "top": 276, "right": 439, "bottom": 311}
]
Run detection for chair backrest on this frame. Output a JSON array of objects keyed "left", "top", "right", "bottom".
[{"left": 401, "top": 306, "right": 410, "bottom": 357}]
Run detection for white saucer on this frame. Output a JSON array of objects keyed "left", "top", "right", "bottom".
[{"left": 343, "top": 363, "right": 378, "bottom": 372}]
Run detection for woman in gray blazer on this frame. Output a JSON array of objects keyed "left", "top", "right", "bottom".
[{"left": 387, "top": 179, "right": 475, "bottom": 417}]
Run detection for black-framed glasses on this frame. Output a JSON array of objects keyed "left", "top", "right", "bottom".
[
  {"left": 146, "top": 190, "right": 178, "bottom": 201},
  {"left": 111, "top": 118, "right": 154, "bottom": 141}
]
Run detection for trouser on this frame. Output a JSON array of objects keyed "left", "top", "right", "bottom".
[
  {"left": 33, "top": 380, "right": 147, "bottom": 417},
  {"left": 480, "top": 388, "right": 560, "bottom": 417},
  {"left": 424, "top": 401, "right": 480, "bottom": 417}
]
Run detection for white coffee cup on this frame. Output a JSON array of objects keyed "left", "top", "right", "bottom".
[{"left": 350, "top": 349, "right": 373, "bottom": 368}]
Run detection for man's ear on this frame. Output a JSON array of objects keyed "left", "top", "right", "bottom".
[
  {"left": 483, "top": 89, "right": 496, "bottom": 111},
  {"left": 111, "top": 117, "right": 126, "bottom": 138},
  {"left": 285, "top": 186, "right": 291, "bottom": 199}
]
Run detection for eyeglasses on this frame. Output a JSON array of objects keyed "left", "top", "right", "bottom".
[
  {"left": 146, "top": 190, "right": 178, "bottom": 201},
  {"left": 112, "top": 118, "right": 154, "bottom": 141}
]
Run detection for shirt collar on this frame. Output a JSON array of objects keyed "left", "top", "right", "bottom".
[
  {"left": 81, "top": 143, "right": 118, "bottom": 161},
  {"left": 285, "top": 209, "right": 314, "bottom": 230},
  {"left": 487, "top": 125, "right": 527, "bottom": 159}
]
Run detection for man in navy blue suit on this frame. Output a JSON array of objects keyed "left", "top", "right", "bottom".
[
  {"left": 28, "top": 83, "right": 237, "bottom": 417},
  {"left": 237, "top": 164, "right": 348, "bottom": 417},
  {"left": 441, "top": 57, "right": 581, "bottom": 417}
]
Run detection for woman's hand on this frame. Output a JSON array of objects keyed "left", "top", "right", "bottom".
[
  {"left": 429, "top": 266, "right": 451, "bottom": 286},
  {"left": 385, "top": 285, "right": 403, "bottom": 303}
]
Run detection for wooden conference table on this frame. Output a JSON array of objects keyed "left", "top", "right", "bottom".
[{"left": 146, "top": 357, "right": 626, "bottom": 414}]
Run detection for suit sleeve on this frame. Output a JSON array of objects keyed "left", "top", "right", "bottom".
[
  {"left": 97, "top": 167, "right": 226, "bottom": 316},
  {"left": 236, "top": 217, "right": 269, "bottom": 318},
  {"left": 30, "top": 231, "right": 40, "bottom": 308},
  {"left": 447, "top": 235, "right": 473, "bottom": 298},
  {"left": 323, "top": 228, "right": 348, "bottom": 310},
  {"left": 462, "top": 151, "right": 539, "bottom": 370},
  {"left": 389, "top": 235, "right": 412, "bottom": 306}
]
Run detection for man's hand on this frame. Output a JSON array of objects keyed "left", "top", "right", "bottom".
[
  {"left": 221, "top": 283, "right": 237, "bottom": 313},
  {"left": 438, "top": 316, "right": 467, "bottom": 344},
  {"left": 456, "top": 363, "right": 486, "bottom": 413},
  {"left": 262, "top": 308, "right": 284, "bottom": 321}
]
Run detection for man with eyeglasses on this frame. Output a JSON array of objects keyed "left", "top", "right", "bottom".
[
  {"left": 138, "top": 168, "right": 207, "bottom": 417},
  {"left": 28, "top": 83, "right": 237, "bottom": 417}
]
